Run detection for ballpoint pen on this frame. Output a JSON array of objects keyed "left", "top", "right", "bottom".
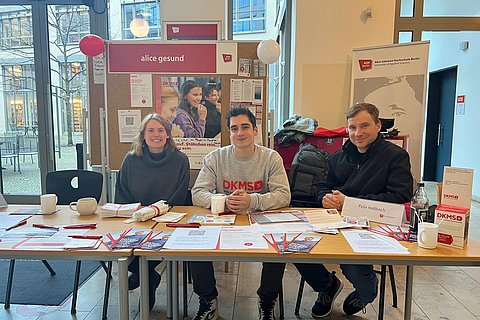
[
  {"left": 63, "top": 223, "right": 97, "bottom": 229},
  {"left": 68, "top": 235, "right": 103, "bottom": 240},
  {"left": 5, "top": 220, "right": 27, "bottom": 231},
  {"left": 166, "top": 223, "right": 201, "bottom": 228},
  {"left": 32, "top": 223, "right": 59, "bottom": 231}
]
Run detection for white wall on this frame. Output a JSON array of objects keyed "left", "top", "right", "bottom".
[
  {"left": 293, "top": 0, "right": 395, "bottom": 128},
  {"left": 423, "top": 31, "right": 480, "bottom": 198}
]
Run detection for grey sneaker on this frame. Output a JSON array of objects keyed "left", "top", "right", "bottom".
[
  {"left": 194, "top": 297, "right": 218, "bottom": 320},
  {"left": 258, "top": 299, "right": 276, "bottom": 320},
  {"left": 311, "top": 272, "right": 344, "bottom": 318}
]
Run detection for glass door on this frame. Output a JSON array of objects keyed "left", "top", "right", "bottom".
[
  {"left": 0, "top": 4, "right": 40, "bottom": 195},
  {"left": 0, "top": 0, "right": 91, "bottom": 202}
]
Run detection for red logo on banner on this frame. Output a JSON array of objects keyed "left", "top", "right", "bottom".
[
  {"left": 457, "top": 95, "right": 465, "bottom": 103},
  {"left": 358, "top": 59, "right": 373, "bottom": 71},
  {"left": 222, "top": 54, "right": 232, "bottom": 63}
]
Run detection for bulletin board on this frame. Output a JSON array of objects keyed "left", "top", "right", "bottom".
[{"left": 88, "top": 41, "right": 267, "bottom": 172}]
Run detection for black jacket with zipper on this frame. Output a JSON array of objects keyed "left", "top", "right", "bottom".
[{"left": 316, "top": 135, "right": 413, "bottom": 205}]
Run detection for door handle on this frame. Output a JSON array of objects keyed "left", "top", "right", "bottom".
[{"left": 437, "top": 124, "right": 443, "bottom": 146}]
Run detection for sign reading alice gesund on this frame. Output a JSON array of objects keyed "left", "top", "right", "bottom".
[{"left": 107, "top": 42, "right": 237, "bottom": 74}]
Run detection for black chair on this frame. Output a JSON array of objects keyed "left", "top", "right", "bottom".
[
  {"left": 4, "top": 170, "right": 109, "bottom": 318},
  {"left": 45, "top": 170, "right": 111, "bottom": 319},
  {"left": 290, "top": 265, "right": 397, "bottom": 320}
]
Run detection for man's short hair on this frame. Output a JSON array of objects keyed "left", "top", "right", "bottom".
[
  {"left": 226, "top": 106, "right": 257, "bottom": 129},
  {"left": 346, "top": 102, "right": 380, "bottom": 124}
]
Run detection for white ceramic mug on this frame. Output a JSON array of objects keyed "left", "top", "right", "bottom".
[
  {"left": 418, "top": 222, "right": 439, "bottom": 249},
  {"left": 211, "top": 194, "right": 226, "bottom": 215},
  {"left": 69, "top": 197, "right": 98, "bottom": 216},
  {"left": 40, "top": 194, "right": 57, "bottom": 213}
]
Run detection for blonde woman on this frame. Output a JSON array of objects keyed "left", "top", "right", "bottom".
[{"left": 115, "top": 113, "right": 190, "bottom": 310}]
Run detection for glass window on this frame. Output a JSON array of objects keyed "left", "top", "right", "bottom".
[
  {"left": 53, "top": 5, "right": 89, "bottom": 44},
  {"left": 121, "top": 1, "right": 161, "bottom": 39},
  {"left": 399, "top": 31, "right": 413, "bottom": 43},
  {"left": 400, "top": 0, "right": 414, "bottom": 17},
  {"left": 233, "top": 0, "right": 266, "bottom": 34},
  {"left": 424, "top": 0, "right": 480, "bottom": 17},
  {"left": 0, "top": 8, "right": 33, "bottom": 48},
  {"left": 2, "top": 64, "right": 36, "bottom": 130}
]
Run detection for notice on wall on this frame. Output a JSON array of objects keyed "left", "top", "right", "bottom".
[
  {"left": 238, "top": 58, "right": 251, "bottom": 77},
  {"left": 230, "top": 79, "right": 263, "bottom": 103},
  {"left": 93, "top": 54, "right": 105, "bottom": 84},
  {"left": 130, "top": 74, "right": 152, "bottom": 108},
  {"left": 118, "top": 109, "right": 141, "bottom": 143}
]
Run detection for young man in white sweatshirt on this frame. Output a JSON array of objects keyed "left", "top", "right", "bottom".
[{"left": 191, "top": 106, "right": 291, "bottom": 320}]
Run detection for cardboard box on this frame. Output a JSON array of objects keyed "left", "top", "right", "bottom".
[{"left": 434, "top": 204, "right": 470, "bottom": 249}]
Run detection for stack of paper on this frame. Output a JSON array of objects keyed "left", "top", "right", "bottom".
[
  {"left": 264, "top": 232, "right": 322, "bottom": 254},
  {"left": 100, "top": 203, "right": 141, "bottom": 218},
  {"left": 305, "top": 209, "right": 368, "bottom": 234},
  {"left": 138, "top": 231, "right": 172, "bottom": 250},
  {"left": 342, "top": 230, "right": 410, "bottom": 254},
  {"left": 219, "top": 226, "right": 268, "bottom": 249}
]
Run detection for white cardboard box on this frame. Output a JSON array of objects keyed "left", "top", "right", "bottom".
[{"left": 434, "top": 204, "right": 470, "bottom": 249}]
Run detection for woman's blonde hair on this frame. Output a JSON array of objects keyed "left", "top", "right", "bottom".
[
  {"left": 161, "top": 86, "right": 179, "bottom": 102},
  {"left": 130, "top": 113, "right": 177, "bottom": 156}
]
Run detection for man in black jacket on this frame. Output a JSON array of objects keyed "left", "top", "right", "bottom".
[{"left": 296, "top": 102, "right": 413, "bottom": 318}]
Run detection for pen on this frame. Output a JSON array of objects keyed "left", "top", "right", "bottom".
[
  {"left": 63, "top": 223, "right": 97, "bottom": 229},
  {"left": 5, "top": 220, "right": 27, "bottom": 231},
  {"left": 32, "top": 223, "right": 59, "bottom": 231},
  {"left": 68, "top": 235, "right": 103, "bottom": 240},
  {"left": 166, "top": 223, "right": 201, "bottom": 228}
]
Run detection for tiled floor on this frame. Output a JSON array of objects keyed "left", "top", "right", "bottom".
[{"left": 2, "top": 190, "right": 479, "bottom": 319}]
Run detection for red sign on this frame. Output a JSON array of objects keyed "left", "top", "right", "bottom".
[
  {"left": 166, "top": 23, "right": 218, "bottom": 40},
  {"left": 457, "top": 95, "right": 465, "bottom": 103},
  {"left": 358, "top": 59, "right": 373, "bottom": 71},
  {"left": 108, "top": 43, "right": 217, "bottom": 73},
  {"left": 437, "top": 233, "right": 454, "bottom": 245}
]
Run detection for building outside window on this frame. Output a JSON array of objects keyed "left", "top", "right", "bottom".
[
  {"left": 233, "top": 0, "right": 265, "bottom": 34},
  {"left": 1, "top": 64, "right": 36, "bottom": 131},
  {"left": 0, "top": 7, "right": 33, "bottom": 49},
  {"left": 54, "top": 5, "right": 89, "bottom": 44},
  {"left": 122, "top": 1, "right": 160, "bottom": 39}
]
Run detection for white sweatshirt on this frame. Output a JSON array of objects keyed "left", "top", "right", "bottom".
[{"left": 192, "top": 144, "right": 291, "bottom": 212}]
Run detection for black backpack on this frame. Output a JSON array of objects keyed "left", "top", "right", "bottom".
[{"left": 288, "top": 143, "right": 329, "bottom": 206}]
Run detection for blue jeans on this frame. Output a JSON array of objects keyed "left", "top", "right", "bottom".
[{"left": 294, "top": 263, "right": 378, "bottom": 304}]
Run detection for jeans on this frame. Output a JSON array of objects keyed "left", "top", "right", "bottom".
[
  {"left": 190, "top": 261, "right": 286, "bottom": 302},
  {"left": 295, "top": 263, "right": 378, "bottom": 303}
]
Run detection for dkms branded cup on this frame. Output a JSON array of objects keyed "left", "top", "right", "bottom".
[
  {"left": 69, "top": 197, "right": 98, "bottom": 216},
  {"left": 40, "top": 194, "right": 57, "bottom": 213},
  {"left": 211, "top": 194, "right": 227, "bottom": 215},
  {"left": 417, "top": 222, "right": 439, "bottom": 249}
]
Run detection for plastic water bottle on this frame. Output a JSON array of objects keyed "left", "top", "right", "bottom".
[{"left": 409, "top": 182, "right": 429, "bottom": 231}]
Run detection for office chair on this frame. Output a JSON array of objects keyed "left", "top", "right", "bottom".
[{"left": 290, "top": 265, "right": 397, "bottom": 320}]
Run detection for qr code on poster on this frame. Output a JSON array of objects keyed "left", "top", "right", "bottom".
[{"left": 125, "top": 117, "right": 134, "bottom": 126}]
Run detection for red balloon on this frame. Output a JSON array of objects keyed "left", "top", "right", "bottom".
[{"left": 79, "top": 34, "right": 105, "bottom": 57}]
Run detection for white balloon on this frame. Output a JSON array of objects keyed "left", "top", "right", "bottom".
[{"left": 257, "top": 39, "right": 280, "bottom": 64}]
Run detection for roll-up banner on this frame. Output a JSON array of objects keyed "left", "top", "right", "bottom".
[{"left": 351, "top": 41, "right": 430, "bottom": 181}]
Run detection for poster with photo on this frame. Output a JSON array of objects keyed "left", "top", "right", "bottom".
[{"left": 155, "top": 76, "right": 222, "bottom": 169}]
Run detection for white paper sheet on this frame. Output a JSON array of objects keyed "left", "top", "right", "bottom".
[
  {"left": 163, "top": 226, "right": 221, "bottom": 250},
  {"left": 342, "top": 230, "right": 410, "bottom": 254},
  {"left": 219, "top": 226, "right": 268, "bottom": 250}
]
